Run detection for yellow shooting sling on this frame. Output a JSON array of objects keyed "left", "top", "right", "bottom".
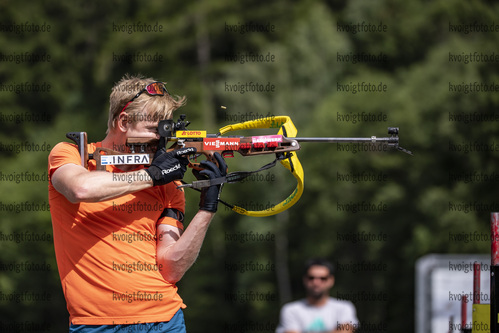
[{"left": 218, "top": 116, "right": 304, "bottom": 217}]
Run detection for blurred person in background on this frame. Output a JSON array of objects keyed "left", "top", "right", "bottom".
[{"left": 276, "top": 258, "right": 358, "bottom": 333}]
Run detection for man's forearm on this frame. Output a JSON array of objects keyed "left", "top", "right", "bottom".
[
  {"left": 157, "top": 210, "right": 215, "bottom": 283},
  {"left": 75, "top": 169, "right": 153, "bottom": 202},
  {"left": 52, "top": 164, "right": 153, "bottom": 203}
]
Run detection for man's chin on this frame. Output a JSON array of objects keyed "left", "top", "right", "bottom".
[{"left": 307, "top": 291, "right": 326, "bottom": 299}]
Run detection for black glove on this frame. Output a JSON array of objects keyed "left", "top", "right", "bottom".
[
  {"left": 193, "top": 153, "right": 228, "bottom": 213},
  {"left": 145, "top": 147, "right": 196, "bottom": 186}
]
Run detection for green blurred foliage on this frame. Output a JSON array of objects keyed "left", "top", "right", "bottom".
[{"left": 0, "top": 0, "right": 498, "bottom": 332}]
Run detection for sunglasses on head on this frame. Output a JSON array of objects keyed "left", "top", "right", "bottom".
[{"left": 121, "top": 81, "right": 168, "bottom": 113}]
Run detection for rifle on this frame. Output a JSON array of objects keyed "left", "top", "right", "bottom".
[{"left": 66, "top": 115, "right": 411, "bottom": 217}]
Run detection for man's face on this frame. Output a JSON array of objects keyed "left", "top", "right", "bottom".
[{"left": 303, "top": 265, "right": 334, "bottom": 299}]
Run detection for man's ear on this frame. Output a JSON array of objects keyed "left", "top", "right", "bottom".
[
  {"left": 329, "top": 275, "right": 335, "bottom": 288},
  {"left": 117, "top": 112, "right": 129, "bottom": 132},
  {"left": 302, "top": 275, "right": 308, "bottom": 286}
]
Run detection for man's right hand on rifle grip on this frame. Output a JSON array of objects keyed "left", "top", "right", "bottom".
[{"left": 145, "top": 147, "right": 197, "bottom": 186}]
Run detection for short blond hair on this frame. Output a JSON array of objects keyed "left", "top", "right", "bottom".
[{"left": 107, "top": 74, "right": 186, "bottom": 133}]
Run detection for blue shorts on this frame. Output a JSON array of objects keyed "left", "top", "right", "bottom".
[{"left": 69, "top": 309, "right": 186, "bottom": 333}]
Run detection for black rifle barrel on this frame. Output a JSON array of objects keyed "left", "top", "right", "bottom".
[{"left": 293, "top": 137, "right": 398, "bottom": 143}]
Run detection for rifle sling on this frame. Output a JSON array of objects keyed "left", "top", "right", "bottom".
[{"left": 179, "top": 158, "right": 279, "bottom": 191}]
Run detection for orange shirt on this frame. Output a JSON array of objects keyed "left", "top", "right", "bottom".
[{"left": 48, "top": 141, "right": 186, "bottom": 325}]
